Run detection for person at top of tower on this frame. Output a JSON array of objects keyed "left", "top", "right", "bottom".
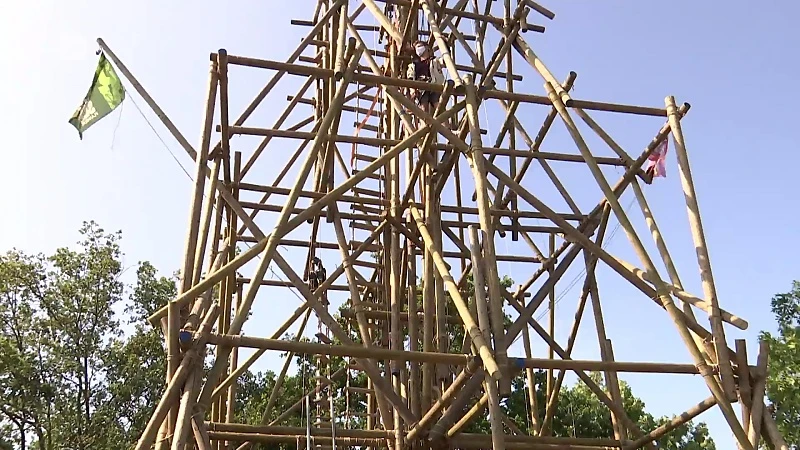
[{"left": 406, "top": 40, "right": 445, "bottom": 114}]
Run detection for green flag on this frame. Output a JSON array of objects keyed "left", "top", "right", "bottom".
[{"left": 69, "top": 52, "right": 125, "bottom": 139}]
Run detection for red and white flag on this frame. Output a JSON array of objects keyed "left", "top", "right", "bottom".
[{"left": 646, "top": 137, "right": 669, "bottom": 178}]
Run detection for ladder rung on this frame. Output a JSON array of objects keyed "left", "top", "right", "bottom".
[
  {"left": 350, "top": 221, "right": 377, "bottom": 232},
  {"left": 356, "top": 92, "right": 382, "bottom": 102},
  {"left": 353, "top": 122, "right": 380, "bottom": 133},
  {"left": 353, "top": 169, "right": 384, "bottom": 181},
  {"left": 352, "top": 301, "right": 382, "bottom": 310},
  {"left": 352, "top": 186, "right": 382, "bottom": 198},
  {"left": 315, "top": 333, "right": 332, "bottom": 344},
  {"left": 354, "top": 153, "right": 378, "bottom": 163},
  {"left": 346, "top": 386, "right": 373, "bottom": 394},
  {"left": 314, "top": 375, "right": 334, "bottom": 385},
  {"left": 353, "top": 259, "right": 380, "bottom": 269},
  {"left": 350, "top": 203, "right": 383, "bottom": 215}
]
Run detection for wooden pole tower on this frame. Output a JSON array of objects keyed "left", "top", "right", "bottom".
[{"left": 97, "top": 0, "right": 790, "bottom": 449}]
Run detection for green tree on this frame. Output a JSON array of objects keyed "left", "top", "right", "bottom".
[
  {"left": 37, "top": 221, "right": 125, "bottom": 449},
  {"left": 99, "top": 261, "right": 175, "bottom": 448},
  {"left": 760, "top": 280, "right": 800, "bottom": 446},
  {"left": 0, "top": 250, "right": 54, "bottom": 450}
]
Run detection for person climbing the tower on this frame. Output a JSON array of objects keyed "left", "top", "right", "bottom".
[
  {"left": 308, "top": 257, "right": 329, "bottom": 306},
  {"left": 406, "top": 40, "right": 445, "bottom": 115}
]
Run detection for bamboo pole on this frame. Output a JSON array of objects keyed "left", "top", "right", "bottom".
[
  {"left": 546, "top": 234, "right": 555, "bottom": 403},
  {"left": 630, "top": 177, "right": 713, "bottom": 358},
  {"left": 419, "top": 0, "right": 462, "bottom": 84},
  {"left": 193, "top": 48, "right": 365, "bottom": 410},
  {"left": 404, "top": 359, "right": 483, "bottom": 442},
  {"left": 446, "top": 392, "right": 489, "bottom": 439},
  {"left": 748, "top": 339, "right": 769, "bottom": 447},
  {"left": 470, "top": 226, "right": 505, "bottom": 450},
  {"left": 192, "top": 416, "right": 213, "bottom": 450},
  {"left": 762, "top": 405, "right": 789, "bottom": 450},
  {"left": 205, "top": 334, "right": 705, "bottom": 374},
  {"left": 329, "top": 204, "right": 395, "bottom": 430},
  {"left": 624, "top": 396, "right": 717, "bottom": 450},
  {"left": 233, "top": 310, "right": 312, "bottom": 450},
  {"left": 521, "top": 317, "right": 540, "bottom": 433},
  {"left": 665, "top": 95, "right": 736, "bottom": 399},
  {"left": 429, "top": 372, "right": 489, "bottom": 444},
  {"left": 147, "top": 95, "right": 466, "bottom": 326},
  {"left": 181, "top": 59, "right": 218, "bottom": 293},
  {"left": 193, "top": 157, "right": 223, "bottom": 286},
  {"left": 464, "top": 77, "right": 510, "bottom": 395},
  {"left": 409, "top": 204, "right": 501, "bottom": 379},
  {"left": 735, "top": 340, "right": 752, "bottom": 433},
  {"left": 267, "top": 252, "right": 418, "bottom": 425},
  {"left": 540, "top": 205, "right": 611, "bottom": 436},
  {"left": 135, "top": 305, "right": 220, "bottom": 450},
  {"left": 603, "top": 340, "right": 627, "bottom": 440},
  {"left": 497, "top": 83, "right": 751, "bottom": 448},
  {"left": 171, "top": 367, "right": 202, "bottom": 450}
]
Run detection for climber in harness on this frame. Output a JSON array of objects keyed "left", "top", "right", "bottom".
[
  {"left": 307, "top": 257, "right": 329, "bottom": 306},
  {"left": 406, "top": 40, "right": 445, "bottom": 115}
]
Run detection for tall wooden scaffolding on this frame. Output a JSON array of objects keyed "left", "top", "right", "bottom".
[{"left": 98, "top": 1, "right": 790, "bottom": 449}]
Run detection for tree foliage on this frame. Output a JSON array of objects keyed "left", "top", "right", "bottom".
[
  {"left": 0, "top": 222, "right": 173, "bottom": 450},
  {"left": 21, "top": 222, "right": 800, "bottom": 450},
  {"left": 760, "top": 280, "right": 800, "bottom": 447}
]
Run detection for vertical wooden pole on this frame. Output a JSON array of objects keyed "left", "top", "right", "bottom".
[
  {"left": 469, "top": 226, "right": 506, "bottom": 450},
  {"left": 387, "top": 17, "right": 405, "bottom": 450},
  {"left": 665, "top": 95, "right": 736, "bottom": 400},
  {"left": 540, "top": 205, "right": 611, "bottom": 437},
  {"left": 543, "top": 82, "right": 751, "bottom": 450},
  {"left": 182, "top": 59, "right": 218, "bottom": 293},
  {"left": 162, "top": 57, "right": 219, "bottom": 444},
  {"left": 192, "top": 158, "right": 222, "bottom": 285},
  {"left": 406, "top": 86, "right": 422, "bottom": 420},
  {"left": 422, "top": 161, "right": 435, "bottom": 412},
  {"left": 197, "top": 47, "right": 365, "bottom": 416},
  {"left": 735, "top": 340, "right": 752, "bottom": 434},
  {"left": 630, "top": 178, "right": 714, "bottom": 362},
  {"left": 762, "top": 405, "right": 790, "bottom": 450},
  {"left": 520, "top": 317, "right": 540, "bottom": 433},
  {"left": 748, "top": 339, "right": 769, "bottom": 447},
  {"left": 171, "top": 367, "right": 202, "bottom": 450},
  {"left": 604, "top": 339, "right": 628, "bottom": 441},
  {"left": 546, "top": 234, "right": 555, "bottom": 402},
  {"left": 464, "top": 77, "right": 510, "bottom": 396}
]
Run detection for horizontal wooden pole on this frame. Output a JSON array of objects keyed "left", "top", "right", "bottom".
[
  {"left": 237, "top": 201, "right": 382, "bottom": 223},
  {"left": 480, "top": 147, "right": 628, "bottom": 166},
  {"left": 221, "top": 54, "right": 669, "bottom": 116},
  {"left": 200, "top": 335, "right": 707, "bottom": 374},
  {"left": 411, "top": 247, "right": 542, "bottom": 263},
  {"left": 206, "top": 423, "right": 392, "bottom": 439},
  {"left": 440, "top": 205, "right": 586, "bottom": 221},
  {"left": 236, "top": 278, "right": 372, "bottom": 292},
  {"left": 206, "top": 334, "right": 475, "bottom": 365},
  {"left": 441, "top": 220, "right": 562, "bottom": 235},
  {"left": 340, "top": 308, "right": 463, "bottom": 325},
  {"left": 511, "top": 357, "right": 702, "bottom": 374},
  {"left": 208, "top": 432, "right": 385, "bottom": 447},
  {"left": 236, "top": 183, "right": 389, "bottom": 206},
  {"left": 234, "top": 237, "right": 381, "bottom": 253},
  {"left": 452, "top": 433, "right": 623, "bottom": 447}
]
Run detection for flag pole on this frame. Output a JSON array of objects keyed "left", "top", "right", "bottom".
[
  {"left": 93, "top": 37, "right": 203, "bottom": 450},
  {"left": 95, "top": 38, "right": 200, "bottom": 161}
]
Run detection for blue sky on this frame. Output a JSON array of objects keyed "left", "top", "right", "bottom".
[{"left": 2, "top": 1, "right": 799, "bottom": 448}]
